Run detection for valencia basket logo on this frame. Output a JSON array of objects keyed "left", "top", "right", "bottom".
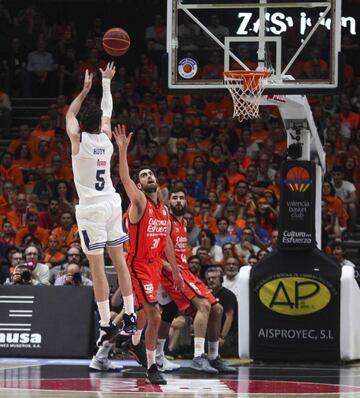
[{"left": 284, "top": 166, "right": 312, "bottom": 192}]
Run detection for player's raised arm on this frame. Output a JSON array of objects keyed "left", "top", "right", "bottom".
[
  {"left": 66, "top": 69, "right": 93, "bottom": 140},
  {"left": 164, "top": 220, "right": 184, "bottom": 292},
  {"left": 113, "top": 124, "right": 146, "bottom": 215},
  {"left": 99, "top": 62, "right": 116, "bottom": 139}
]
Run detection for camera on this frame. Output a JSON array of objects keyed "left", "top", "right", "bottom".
[
  {"left": 13, "top": 265, "right": 32, "bottom": 285},
  {"left": 72, "top": 272, "right": 82, "bottom": 285}
]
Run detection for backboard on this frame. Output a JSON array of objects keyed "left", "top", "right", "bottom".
[{"left": 166, "top": 0, "right": 343, "bottom": 94}]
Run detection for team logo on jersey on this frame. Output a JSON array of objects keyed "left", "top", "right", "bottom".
[{"left": 144, "top": 283, "right": 154, "bottom": 294}]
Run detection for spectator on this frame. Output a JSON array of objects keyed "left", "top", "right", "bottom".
[
  {"left": 15, "top": 212, "right": 49, "bottom": 249},
  {"left": 193, "top": 229, "right": 223, "bottom": 264},
  {"left": 184, "top": 211, "right": 200, "bottom": 248},
  {"left": 38, "top": 198, "right": 61, "bottom": 230},
  {"left": 0, "top": 181, "right": 16, "bottom": 217},
  {"left": 33, "top": 139, "right": 53, "bottom": 169},
  {"left": 267, "top": 229, "right": 279, "bottom": 252},
  {"left": 24, "top": 244, "right": 50, "bottom": 285},
  {"left": 194, "top": 199, "right": 217, "bottom": 233},
  {"left": 247, "top": 255, "right": 259, "bottom": 266},
  {"left": 188, "top": 255, "right": 202, "bottom": 277},
  {"left": 51, "top": 211, "right": 78, "bottom": 253},
  {"left": 205, "top": 266, "right": 238, "bottom": 358},
  {"left": 0, "top": 220, "right": 16, "bottom": 246},
  {"left": 7, "top": 124, "right": 39, "bottom": 155},
  {"left": 43, "top": 234, "right": 65, "bottom": 268},
  {"left": 254, "top": 197, "right": 277, "bottom": 237},
  {"left": 6, "top": 193, "right": 36, "bottom": 230},
  {"left": 49, "top": 245, "right": 86, "bottom": 284},
  {"left": 214, "top": 217, "right": 239, "bottom": 247},
  {"left": 27, "top": 38, "right": 56, "bottom": 97},
  {"left": 235, "top": 227, "right": 260, "bottom": 263},
  {"left": 208, "top": 191, "right": 223, "bottom": 219},
  {"left": 8, "top": 249, "right": 24, "bottom": 275},
  {"left": 53, "top": 180, "right": 76, "bottom": 213},
  {"left": 184, "top": 168, "right": 207, "bottom": 202},
  {"left": 13, "top": 143, "right": 33, "bottom": 172},
  {"left": 54, "top": 262, "right": 92, "bottom": 286},
  {"left": 50, "top": 155, "right": 73, "bottom": 181},
  {"left": 257, "top": 249, "right": 269, "bottom": 261},
  {"left": 0, "top": 87, "right": 11, "bottom": 136},
  {"left": 329, "top": 239, "right": 355, "bottom": 268},
  {"left": 223, "top": 257, "right": 242, "bottom": 300},
  {"left": 331, "top": 166, "right": 357, "bottom": 235},
  {"left": 244, "top": 214, "right": 269, "bottom": 249},
  {"left": 145, "top": 14, "right": 166, "bottom": 50},
  {"left": 0, "top": 152, "right": 24, "bottom": 188}
]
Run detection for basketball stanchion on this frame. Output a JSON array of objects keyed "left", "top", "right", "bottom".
[{"left": 223, "top": 70, "right": 272, "bottom": 122}]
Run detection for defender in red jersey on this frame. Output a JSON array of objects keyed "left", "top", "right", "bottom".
[
  {"left": 113, "top": 125, "right": 183, "bottom": 385},
  {"left": 156, "top": 189, "right": 236, "bottom": 374}
]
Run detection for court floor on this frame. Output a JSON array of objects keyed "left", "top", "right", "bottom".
[{"left": 1, "top": 357, "right": 360, "bottom": 397}]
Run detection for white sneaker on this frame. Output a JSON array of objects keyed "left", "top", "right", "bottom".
[
  {"left": 89, "top": 356, "right": 123, "bottom": 372},
  {"left": 156, "top": 354, "right": 180, "bottom": 372}
]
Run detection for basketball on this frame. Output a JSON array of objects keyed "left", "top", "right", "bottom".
[{"left": 102, "top": 27, "right": 130, "bottom": 57}]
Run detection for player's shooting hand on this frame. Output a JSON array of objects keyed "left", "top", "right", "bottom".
[
  {"left": 173, "top": 271, "right": 184, "bottom": 292},
  {"left": 83, "top": 69, "right": 93, "bottom": 93},
  {"left": 99, "top": 61, "right": 116, "bottom": 80},
  {"left": 113, "top": 124, "right": 133, "bottom": 151}
]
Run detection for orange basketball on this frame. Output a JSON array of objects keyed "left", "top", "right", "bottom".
[
  {"left": 102, "top": 27, "right": 130, "bottom": 57},
  {"left": 286, "top": 167, "right": 310, "bottom": 181},
  {"left": 183, "top": 63, "right": 192, "bottom": 73}
]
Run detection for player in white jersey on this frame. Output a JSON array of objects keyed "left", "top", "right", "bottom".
[{"left": 66, "top": 64, "right": 136, "bottom": 371}]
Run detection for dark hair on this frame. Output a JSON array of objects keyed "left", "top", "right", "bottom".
[
  {"left": 217, "top": 217, "right": 229, "bottom": 225},
  {"left": 80, "top": 104, "right": 102, "bottom": 133},
  {"left": 134, "top": 166, "right": 157, "bottom": 184},
  {"left": 199, "top": 228, "right": 215, "bottom": 246},
  {"left": 169, "top": 188, "right": 186, "bottom": 198},
  {"left": 26, "top": 211, "right": 38, "bottom": 221},
  {"left": 14, "top": 144, "right": 32, "bottom": 161},
  {"left": 157, "top": 167, "right": 168, "bottom": 176},
  {"left": 331, "top": 165, "right": 344, "bottom": 174},
  {"left": 205, "top": 266, "right": 224, "bottom": 283},
  {"left": 322, "top": 179, "right": 336, "bottom": 196},
  {"left": 54, "top": 180, "right": 75, "bottom": 202}
]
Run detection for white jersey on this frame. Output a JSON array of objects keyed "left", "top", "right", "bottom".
[{"left": 72, "top": 131, "right": 116, "bottom": 204}]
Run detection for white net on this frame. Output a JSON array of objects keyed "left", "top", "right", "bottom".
[{"left": 224, "top": 71, "right": 271, "bottom": 122}]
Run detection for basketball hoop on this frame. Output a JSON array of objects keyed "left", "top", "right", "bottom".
[{"left": 224, "top": 70, "right": 272, "bottom": 122}]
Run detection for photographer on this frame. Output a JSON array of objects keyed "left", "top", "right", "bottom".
[
  {"left": 54, "top": 263, "right": 92, "bottom": 286},
  {"left": 7, "top": 264, "right": 40, "bottom": 286}
]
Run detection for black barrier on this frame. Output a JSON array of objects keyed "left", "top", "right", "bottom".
[
  {"left": 278, "top": 160, "right": 316, "bottom": 251},
  {"left": 0, "top": 286, "right": 94, "bottom": 358},
  {"left": 250, "top": 249, "right": 341, "bottom": 361}
]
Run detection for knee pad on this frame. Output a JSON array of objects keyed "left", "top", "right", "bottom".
[{"left": 161, "top": 300, "right": 178, "bottom": 323}]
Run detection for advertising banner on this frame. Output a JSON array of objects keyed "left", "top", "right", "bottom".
[
  {"left": 250, "top": 249, "right": 341, "bottom": 361},
  {"left": 278, "top": 160, "right": 316, "bottom": 251},
  {"left": 0, "top": 286, "right": 94, "bottom": 358}
]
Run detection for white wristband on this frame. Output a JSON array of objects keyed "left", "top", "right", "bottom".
[{"left": 101, "top": 78, "right": 112, "bottom": 118}]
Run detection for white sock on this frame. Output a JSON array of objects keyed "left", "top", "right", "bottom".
[
  {"left": 96, "top": 342, "right": 113, "bottom": 359},
  {"left": 131, "top": 329, "right": 143, "bottom": 346},
  {"left": 146, "top": 349, "right": 156, "bottom": 369},
  {"left": 194, "top": 337, "right": 205, "bottom": 358},
  {"left": 207, "top": 341, "right": 219, "bottom": 360},
  {"left": 123, "top": 294, "right": 135, "bottom": 314},
  {"left": 97, "top": 300, "right": 111, "bottom": 326},
  {"left": 156, "top": 338, "right": 166, "bottom": 356}
]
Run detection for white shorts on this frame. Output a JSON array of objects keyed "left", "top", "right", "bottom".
[
  {"left": 75, "top": 193, "right": 128, "bottom": 255},
  {"left": 157, "top": 283, "right": 173, "bottom": 306}
]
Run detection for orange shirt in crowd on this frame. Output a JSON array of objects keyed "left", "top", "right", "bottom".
[
  {"left": 0, "top": 192, "right": 16, "bottom": 216},
  {"left": 194, "top": 214, "right": 218, "bottom": 234},
  {"left": 167, "top": 167, "right": 187, "bottom": 182},
  {"left": 43, "top": 250, "right": 66, "bottom": 265},
  {"left": 339, "top": 111, "right": 360, "bottom": 130},
  {"left": 226, "top": 172, "right": 246, "bottom": 192},
  {"left": 204, "top": 98, "right": 232, "bottom": 120},
  {"left": 32, "top": 154, "right": 54, "bottom": 169},
  {"left": 31, "top": 128, "right": 55, "bottom": 142},
  {"left": 152, "top": 111, "right": 174, "bottom": 128},
  {"left": 15, "top": 225, "right": 49, "bottom": 248},
  {"left": 6, "top": 207, "right": 37, "bottom": 230},
  {"left": 51, "top": 225, "right": 78, "bottom": 252},
  {"left": 0, "top": 165, "right": 24, "bottom": 186},
  {"left": 7, "top": 137, "right": 40, "bottom": 155}
]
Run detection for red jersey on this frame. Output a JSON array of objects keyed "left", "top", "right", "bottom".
[
  {"left": 168, "top": 214, "right": 188, "bottom": 269},
  {"left": 127, "top": 197, "right": 169, "bottom": 264}
]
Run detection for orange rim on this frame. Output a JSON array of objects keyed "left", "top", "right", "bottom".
[{"left": 223, "top": 70, "right": 272, "bottom": 90}]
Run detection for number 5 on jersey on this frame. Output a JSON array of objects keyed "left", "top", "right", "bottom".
[{"left": 95, "top": 169, "right": 105, "bottom": 191}]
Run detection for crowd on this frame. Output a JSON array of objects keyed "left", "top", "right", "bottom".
[{"left": 0, "top": 1, "right": 359, "bottom": 359}]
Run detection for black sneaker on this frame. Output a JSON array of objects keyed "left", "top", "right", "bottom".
[
  {"left": 96, "top": 321, "right": 120, "bottom": 347},
  {"left": 120, "top": 313, "right": 137, "bottom": 336},
  {"left": 145, "top": 364, "right": 167, "bottom": 385},
  {"left": 128, "top": 340, "right": 147, "bottom": 368},
  {"left": 209, "top": 355, "right": 237, "bottom": 374}
]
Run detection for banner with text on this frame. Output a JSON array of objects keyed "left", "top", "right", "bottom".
[
  {"left": 250, "top": 249, "right": 341, "bottom": 361},
  {"left": 0, "top": 286, "right": 94, "bottom": 358},
  {"left": 278, "top": 160, "right": 316, "bottom": 251}
]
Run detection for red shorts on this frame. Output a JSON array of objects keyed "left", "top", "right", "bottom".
[
  {"left": 127, "top": 257, "right": 162, "bottom": 307},
  {"left": 160, "top": 267, "right": 217, "bottom": 314}
]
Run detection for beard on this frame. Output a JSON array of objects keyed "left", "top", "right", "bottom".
[
  {"left": 142, "top": 183, "right": 157, "bottom": 194},
  {"left": 171, "top": 205, "right": 186, "bottom": 217}
]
